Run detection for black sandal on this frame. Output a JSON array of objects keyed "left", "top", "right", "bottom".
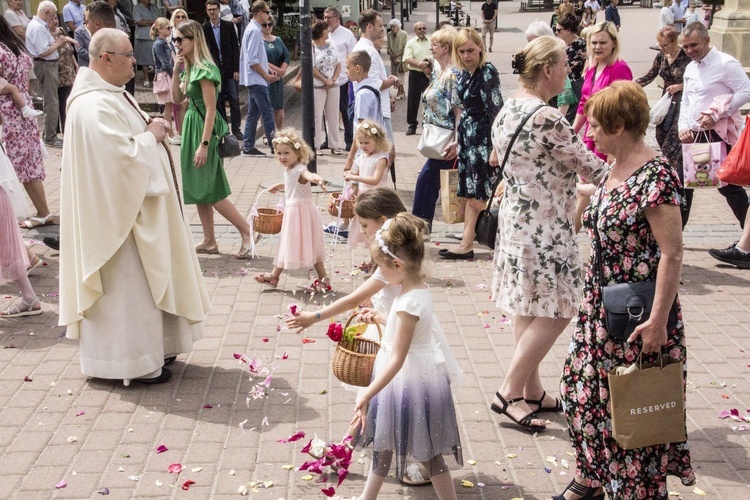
[
  {"left": 490, "top": 392, "right": 546, "bottom": 433},
  {"left": 525, "top": 390, "right": 563, "bottom": 414},
  {"left": 552, "top": 478, "right": 605, "bottom": 500}
]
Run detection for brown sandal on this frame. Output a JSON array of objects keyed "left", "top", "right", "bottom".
[{"left": 254, "top": 274, "right": 279, "bottom": 288}]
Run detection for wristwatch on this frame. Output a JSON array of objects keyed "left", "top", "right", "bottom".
[{"left": 201, "top": 140, "right": 209, "bottom": 147}]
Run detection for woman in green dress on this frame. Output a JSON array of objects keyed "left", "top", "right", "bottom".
[{"left": 171, "top": 20, "right": 251, "bottom": 258}]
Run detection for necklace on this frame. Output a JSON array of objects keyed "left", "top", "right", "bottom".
[{"left": 264, "top": 36, "right": 274, "bottom": 48}]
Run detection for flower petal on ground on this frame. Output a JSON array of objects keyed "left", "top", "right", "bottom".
[
  {"left": 181, "top": 480, "right": 195, "bottom": 490},
  {"left": 155, "top": 444, "right": 168, "bottom": 453},
  {"left": 278, "top": 430, "right": 305, "bottom": 443},
  {"left": 55, "top": 480, "right": 67, "bottom": 489},
  {"left": 168, "top": 463, "right": 183, "bottom": 474},
  {"left": 321, "top": 486, "right": 336, "bottom": 497}
]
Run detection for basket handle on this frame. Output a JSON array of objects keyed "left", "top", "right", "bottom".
[{"left": 344, "top": 311, "right": 383, "bottom": 342}]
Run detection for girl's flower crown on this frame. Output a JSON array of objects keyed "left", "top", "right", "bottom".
[
  {"left": 357, "top": 124, "right": 380, "bottom": 137},
  {"left": 272, "top": 135, "right": 302, "bottom": 149},
  {"left": 375, "top": 219, "right": 403, "bottom": 263}
]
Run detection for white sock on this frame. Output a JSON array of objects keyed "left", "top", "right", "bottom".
[{"left": 21, "top": 105, "right": 42, "bottom": 117}]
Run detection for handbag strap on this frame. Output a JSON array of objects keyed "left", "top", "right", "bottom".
[
  {"left": 484, "top": 103, "right": 546, "bottom": 209},
  {"left": 189, "top": 95, "right": 221, "bottom": 140},
  {"left": 591, "top": 177, "right": 607, "bottom": 288}
]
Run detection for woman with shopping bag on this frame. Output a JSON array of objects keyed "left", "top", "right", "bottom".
[{"left": 559, "top": 81, "right": 695, "bottom": 499}]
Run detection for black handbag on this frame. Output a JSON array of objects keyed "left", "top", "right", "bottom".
[
  {"left": 592, "top": 186, "right": 679, "bottom": 341},
  {"left": 474, "top": 104, "right": 546, "bottom": 249},
  {"left": 190, "top": 97, "right": 241, "bottom": 158}
]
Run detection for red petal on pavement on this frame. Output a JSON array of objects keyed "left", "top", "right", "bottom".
[
  {"left": 321, "top": 486, "right": 335, "bottom": 497},
  {"left": 262, "top": 338, "right": 269, "bottom": 342},
  {"left": 23, "top": 376, "right": 32, "bottom": 382},
  {"left": 203, "top": 404, "right": 213, "bottom": 408},
  {"left": 181, "top": 480, "right": 195, "bottom": 490},
  {"left": 155, "top": 444, "right": 168, "bottom": 453},
  {"left": 278, "top": 430, "right": 305, "bottom": 443},
  {"left": 282, "top": 352, "right": 289, "bottom": 359},
  {"left": 302, "top": 338, "right": 316, "bottom": 344}
]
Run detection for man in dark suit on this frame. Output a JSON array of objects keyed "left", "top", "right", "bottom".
[{"left": 203, "top": 0, "right": 242, "bottom": 138}]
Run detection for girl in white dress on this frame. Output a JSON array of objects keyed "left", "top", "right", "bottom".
[
  {"left": 351, "top": 213, "right": 463, "bottom": 500},
  {"left": 254, "top": 129, "right": 328, "bottom": 289},
  {"left": 344, "top": 120, "right": 391, "bottom": 248}
]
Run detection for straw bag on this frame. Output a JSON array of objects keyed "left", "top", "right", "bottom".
[
  {"left": 331, "top": 314, "right": 382, "bottom": 387},
  {"left": 327, "top": 191, "right": 356, "bottom": 219}
]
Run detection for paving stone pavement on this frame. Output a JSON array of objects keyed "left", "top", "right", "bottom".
[{"left": 1, "top": 3, "right": 749, "bottom": 499}]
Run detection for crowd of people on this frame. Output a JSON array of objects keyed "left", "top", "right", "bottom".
[{"left": 2, "top": 2, "right": 750, "bottom": 499}]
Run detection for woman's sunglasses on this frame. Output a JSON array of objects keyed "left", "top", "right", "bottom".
[
  {"left": 261, "top": 22, "right": 273, "bottom": 28},
  {"left": 172, "top": 36, "right": 192, "bottom": 44}
]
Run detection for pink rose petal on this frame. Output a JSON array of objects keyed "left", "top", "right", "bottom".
[
  {"left": 168, "top": 463, "right": 183, "bottom": 474},
  {"left": 282, "top": 352, "right": 289, "bottom": 360},
  {"left": 337, "top": 468, "right": 349, "bottom": 487},
  {"left": 302, "top": 338, "right": 316, "bottom": 344},
  {"left": 262, "top": 338, "right": 269, "bottom": 342},
  {"left": 55, "top": 480, "right": 67, "bottom": 489},
  {"left": 155, "top": 444, "right": 168, "bottom": 453},
  {"left": 76, "top": 411, "right": 85, "bottom": 416},
  {"left": 202, "top": 404, "right": 213, "bottom": 409},
  {"left": 278, "top": 430, "right": 305, "bottom": 443},
  {"left": 718, "top": 409, "right": 731, "bottom": 419},
  {"left": 181, "top": 480, "right": 195, "bottom": 490}
]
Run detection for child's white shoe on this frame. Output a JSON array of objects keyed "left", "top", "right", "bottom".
[{"left": 21, "top": 106, "right": 43, "bottom": 118}]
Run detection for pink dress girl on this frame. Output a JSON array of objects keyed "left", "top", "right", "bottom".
[
  {"left": 274, "top": 163, "right": 326, "bottom": 271},
  {"left": 348, "top": 151, "right": 390, "bottom": 248}
]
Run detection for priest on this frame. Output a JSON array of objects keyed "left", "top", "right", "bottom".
[{"left": 59, "top": 28, "right": 211, "bottom": 386}]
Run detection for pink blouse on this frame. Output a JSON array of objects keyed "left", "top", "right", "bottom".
[{"left": 577, "top": 59, "right": 632, "bottom": 159}]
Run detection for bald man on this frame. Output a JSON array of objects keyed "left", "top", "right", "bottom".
[{"left": 60, "top": 29, "right": 210, "bottom": 385}]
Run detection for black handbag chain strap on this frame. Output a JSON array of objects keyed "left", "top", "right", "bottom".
[
  {"left": 189, "top": 95, "right": 222, "bottom": 140},
  {"left": 484, "top": 103, "right": 546, "bottom": 210}
]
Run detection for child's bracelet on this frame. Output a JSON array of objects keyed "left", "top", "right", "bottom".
[{"left": 315, "top": 312, "right": 321, "bottom": 320}]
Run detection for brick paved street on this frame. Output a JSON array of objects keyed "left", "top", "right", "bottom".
[{"left": 1, "top": 3, "right": 749, "bottom": 499}]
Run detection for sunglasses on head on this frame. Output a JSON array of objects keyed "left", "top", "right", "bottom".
[{"left": 172, "top": 36, "right": 192, "bottom": 44}]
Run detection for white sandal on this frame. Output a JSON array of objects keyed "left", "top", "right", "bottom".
[
  {"left": 19, "top": 214, "right": 54, "bottom": 229},
  {"left": 1, "top": 299, "right": 42, "bottom": 318}
]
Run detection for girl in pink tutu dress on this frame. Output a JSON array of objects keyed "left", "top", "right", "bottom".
[
  {"left": 254, "top": 129, "right": 328, "bottom": 289},
  {"left": 344, "top": 120, "right": 391, "bottom": 248}
]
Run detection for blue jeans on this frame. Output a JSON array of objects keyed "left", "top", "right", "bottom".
[
  {"left": 412, "top": 157, "right": 455, "bottom": 229},
  {"left": 218, "top": 77, "right": 242, "bottom": 137},
  {"left": 243, "top": 84, "right": 276, "bottom": 150}
]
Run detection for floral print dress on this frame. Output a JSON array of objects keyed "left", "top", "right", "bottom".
[
  {"left": 635, "top": 50, "right": 691, "bottom": 182},
  {"left": 491, "top": 98, "right": 604, "bottom": 318},
  {"left": 560, "top": 158, "right": 695, "bottom": 498},
  {"left": 452, "top": 63, "right": 503, "bottom": 200},
  {"left": 0, "top": 44, "right": 44, "bottom": 184}
]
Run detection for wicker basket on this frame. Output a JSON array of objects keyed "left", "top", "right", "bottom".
[
  {"left": 253, "top": 208, "right": 283, "bottom": 234},
  {"left": 331, "top": 314, "right": 382, "bottom": 387},
  {"left": 251, "top": 189, "right": 284, "bottom": 235},
  {"left": 327, "top": 192, "right": 356, "bottom": 219}
]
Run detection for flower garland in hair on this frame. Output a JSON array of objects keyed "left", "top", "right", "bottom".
[
  {"left": 272, "top": 135, "right": 301, "bottom": 149},
  {"left": 374, "top": 219, "right": 403, "bottom": 263},
  {"left": 357, "top": 123, "right": 379, "bottom": 136}
]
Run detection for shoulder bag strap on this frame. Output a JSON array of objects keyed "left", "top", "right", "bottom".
[
  {"left": 483, "top": 103, "right": 547, "bottom": 209},
  {"left": 189, "top": 96, "right": 220, "bottom": 140}
]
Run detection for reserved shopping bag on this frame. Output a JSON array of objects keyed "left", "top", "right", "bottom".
[
  {"left": 608, "top": 355, "right": 686, "bottom": 450},
  {"left": 718, "top": 115, "right": 750, "bottom": 186},
  {"left": 682, "top": 138, "right": 726, "bottom": 188},
  {"left": 440, "top": 168, "right": 466, "bottom": 224}
]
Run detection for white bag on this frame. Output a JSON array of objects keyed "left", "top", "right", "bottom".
[
  {"left": 418, "top": 124, "right": 454, "bottom": 160},
  {"left": 649, "top": 93, "right": 672, "bottom": 126}
]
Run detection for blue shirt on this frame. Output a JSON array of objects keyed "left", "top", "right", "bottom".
[
  {"left": 353, "top": 76, "right": 384, "bottom": 125},
  {"left": 210, "top": 20, "right": 221, "bottom": 62},
  {"left": 62, "top": 0, "right": 85, "bottom": 30},
  {"left": 239, "top": 19, "right": 268, "bottom": 87}
]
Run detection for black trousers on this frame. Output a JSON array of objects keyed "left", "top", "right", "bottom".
[
  {"left": 339, "top": 81, "right": 353, "bottom": 147},
  {"left": 406, "top": 70, "right": 430, "bottom": 128},
  {"left": 695, "top": 130, "right": 749, "bottom": 228}
]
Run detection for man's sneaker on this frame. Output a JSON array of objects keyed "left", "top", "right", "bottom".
[
  {"left": 708, "top": 243, "right": 750, "bottom": 269},
  {"left": 242, "top": 147, "right": 267, "bottom": 157}
]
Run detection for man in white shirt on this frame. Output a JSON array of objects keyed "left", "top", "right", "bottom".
[
  {"left": 347, "top": 10, "right": 397, "bottom": 173},
  {"left": 584, "top": 0, "right": 600, "bottom": 22},
  {"left": 26, "top": 1, "right": 67, "bottom": 148},
  {"left": 325, "top": 7, "right": 356, "bottom": 151},
  {"left": 679, "top": 22, "right": 750, "bottom": 246},
  {"left": 62, "top": 0, "right": 85, "bottom": 34}
]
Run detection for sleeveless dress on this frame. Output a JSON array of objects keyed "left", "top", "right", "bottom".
[
  {"left": 274, "top": 163, "right": 325, "bottom": 269},
  {"left": 348, "top": 151, "right": 390, "bottom": 248},
  {"left": 361, "top": 288, "right": 463, "bottom": 477},
  {"left": 180, "top": 63, "right": 231, "bottom": 205}
]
